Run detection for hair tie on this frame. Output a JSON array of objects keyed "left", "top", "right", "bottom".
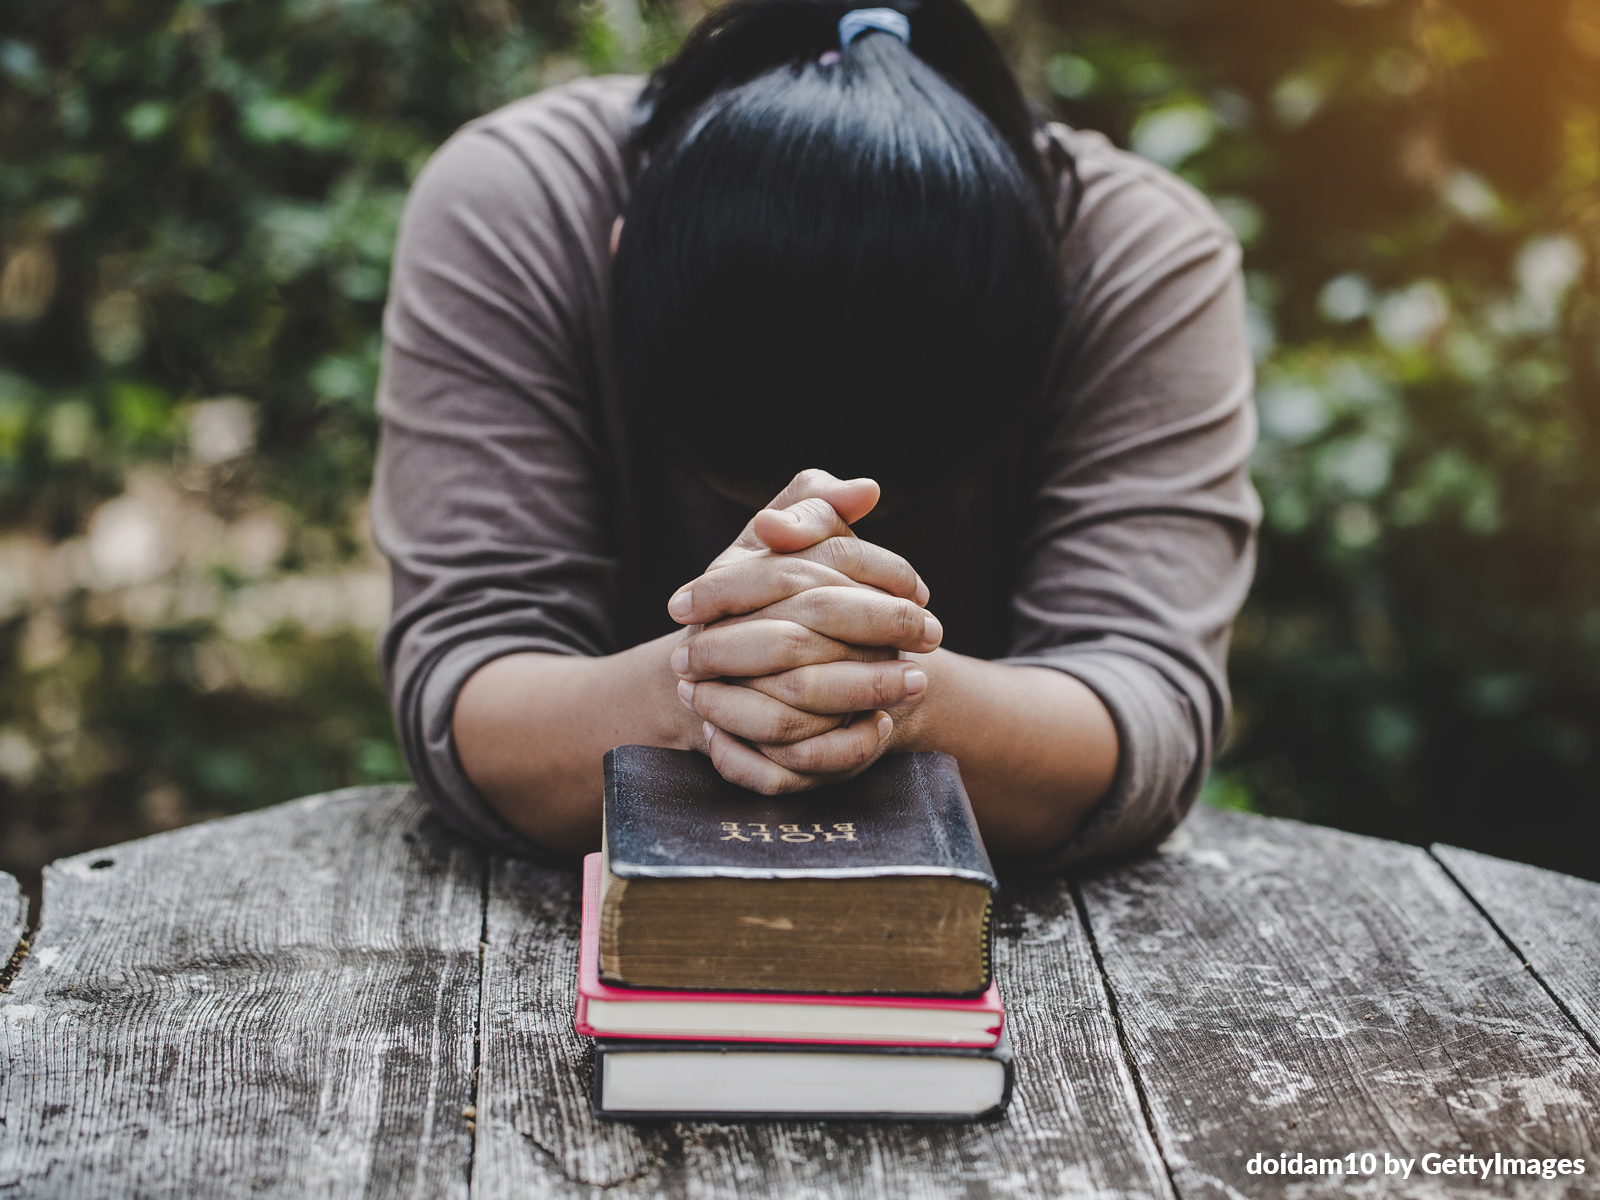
[{"left": 837, "top": 7, "right": 911, "bottom": 48}]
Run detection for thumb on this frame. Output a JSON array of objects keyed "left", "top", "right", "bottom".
[
  {"left": 766, "top": 470, "right": 880, "bottom": 526},
  {"left": 751, "top": 496, "right": 854, "bottom": 554},
  {"left": 711, "top": 469, "right": 881, "bottom": 569}
]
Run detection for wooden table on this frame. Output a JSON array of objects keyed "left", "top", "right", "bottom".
[{"left": 2, "top": 787, "right": 1597, "bottom": 1198}]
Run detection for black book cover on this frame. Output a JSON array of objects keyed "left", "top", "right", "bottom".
[
  {"left": 592, "top": 1031, "right": 1015, "bottom": 1122},
  {"left": 602, "top": 746, "right": 997, "bottom": 887}
]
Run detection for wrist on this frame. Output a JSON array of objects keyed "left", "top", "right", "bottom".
[
  {"left": 633, "top": 630, "right": 705, "bottom": 751},
  {"left": 884, "top": 648, "right": 946, "bottom": 753}
]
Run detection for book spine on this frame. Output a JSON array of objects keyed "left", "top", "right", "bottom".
[{"left": 590, "top": 1040, "right": 1014, "bottom": 1123}]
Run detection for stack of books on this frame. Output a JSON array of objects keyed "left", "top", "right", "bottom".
[{"left": 574, "top": 745, "right": 1011, "bottom": 1121}]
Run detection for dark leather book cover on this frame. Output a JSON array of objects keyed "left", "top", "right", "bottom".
[
  {"left": 592, "top": 1031, "right": 1014, "bottom": 1122},
  {"left": 602, "top": 746, "right": 997, "bottom": 888}
]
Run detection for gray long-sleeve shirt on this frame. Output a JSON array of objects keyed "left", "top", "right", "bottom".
[{"left": 372, "top": 75, "right": 1261, "bottom": 873}]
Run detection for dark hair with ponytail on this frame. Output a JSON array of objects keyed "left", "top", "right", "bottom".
[{"left": 612, "top": 0, "right": 1062, "bottom": 495}]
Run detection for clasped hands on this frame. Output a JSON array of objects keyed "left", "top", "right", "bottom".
[{"left": 667, "top": 470, "right": 940, "bottom": 794}]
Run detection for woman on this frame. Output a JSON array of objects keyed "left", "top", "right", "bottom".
[{"left": 373, "top": 0, "right": 1259, "bottom": 871}]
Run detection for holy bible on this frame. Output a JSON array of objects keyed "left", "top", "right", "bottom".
[{"left": 600, "top": 746, "right": 998, "bottom": 995}]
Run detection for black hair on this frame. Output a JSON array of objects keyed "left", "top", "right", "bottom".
[{"left": 612, "top": 0, "right": 1062, "bottom": 495}]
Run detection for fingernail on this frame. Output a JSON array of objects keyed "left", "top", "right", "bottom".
[
  {"left": 774, "top": 508, "right": 801, "bottom": 524},
  {"left": 876, "top": 715, "right": 893, "bottom": 740},
  {"left": 671, "top": 646, "right": 689, "bottom": 675},
  {"left": 668, "top": 589, "right": 693, "bottom": 619},
  {"left": 921, "top": 615, "right": 943, "bottom": 647},
  {"left": 914, "top": 575, "right": 930, "bottom": 607},
  {"left": 703, "top": 721, "right": 716, "bottom": 743},
  {"left": 677, "top": 680, "right": 695, "bottom": 704},
  {"left": 903, "top": 668, "right": 927, "bottom": 697}
]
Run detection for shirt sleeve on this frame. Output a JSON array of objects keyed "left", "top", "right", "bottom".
[
  {"left": 371, "top": 79, "right": 636, "bottom": 857},
  {"left": 997, "top": 128, "right": 1262, "bottom": 871}
]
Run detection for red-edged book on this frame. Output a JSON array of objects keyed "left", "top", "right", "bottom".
[{"left": 574, "top": 853, "right": 1004, "bottom": 1047}]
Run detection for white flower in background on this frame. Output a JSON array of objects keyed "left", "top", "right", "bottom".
[
  {"left": 188, "top": 397, "right": 257, "bottom": 465},
  {"left": 1319, "top": 437, "right": 1393, "bottom": 497},
  {"left": 0, "top": 727, "right": 39, "bottom": 784},
  {"left": 1516, "top": 235, "right": 1584, "bottom": 327},
  {"left": 1441, "top": 170, "right": 1501, "bottom": 227},
  {"left": 88, "top": 489, "right": 175, "bottom": 588},
  {"left": 1131, "top": 104, "right": 1215, "bottom": 167},
  {"left": 1374, "top": 281, "right": 1449, "bottom": 348},
  {"left": 1246, "top": 303, "right": 1276, "bottom": 362},
  {"left": 1257, "top": 385, "right": 1330, "bottom": 443},
  {"left": 1318, "top": 274, "right": 1373, "bottom": 323}
]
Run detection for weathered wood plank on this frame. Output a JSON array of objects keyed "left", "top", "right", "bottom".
[
  {"left": 472, "top": 859, "right": 1174, "bottom": 1199},
  {"left": 1079, "top": 806, "right": 1600, "bottom": 1199},
  {"left": 1434, "top": 844, "right": 1600, "bottom": 1052},
  {"left": 0, "top": 787, "right": 484, "bottom": 1200},
  {"left": 1, "top": 869, "right": 23, "bottom": 981}
]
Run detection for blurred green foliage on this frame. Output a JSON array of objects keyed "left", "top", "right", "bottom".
[
  {"left": 0, "top": 0, "right": 635, "bottom": 880},
  {"left": 0, "top": 0, "right": 1596, "bottom": 886},
  {"left": 1010, "top": 0, "right": 1600, "bottom": 878}
]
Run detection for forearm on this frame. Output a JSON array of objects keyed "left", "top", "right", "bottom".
[
  {"left": 452, "top": 632, "right": 698, "bottom": 854},
  {"left": 894, "top": 650, "right": 1118, "bottom": 858}
]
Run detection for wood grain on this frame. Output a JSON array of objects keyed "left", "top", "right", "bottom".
[
  {"left": 0, "top": 787, "right": 484, "bottom": 1200},
  {"left": 1078, "top": 805, "right": 1600, "bottom": 1199},
  {"left": 15, "top": 789, "right": 1594, "bottom": 1199},
  {"left": 1434, "top": 844, "right": 1600, "bottom": 1052},
  {"left": 472, "top": 858, "right": 1174, "bottom": 1199},
  {"left": 1, "top": 869, "right": 23, "bottom": 982}
]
